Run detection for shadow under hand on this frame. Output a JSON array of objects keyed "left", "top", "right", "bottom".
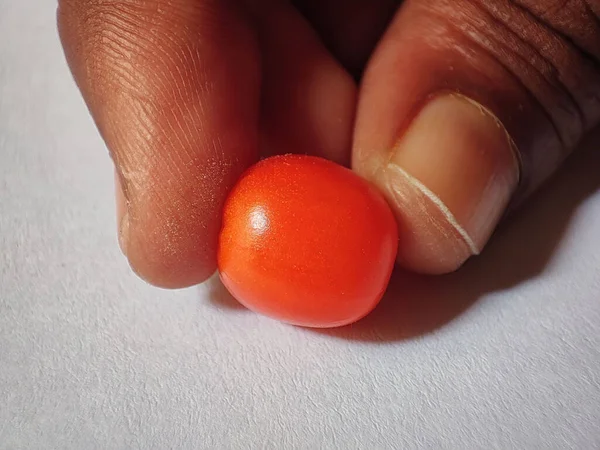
[{"left": 321, "top": 129, "right": 600, "bottom": 342}]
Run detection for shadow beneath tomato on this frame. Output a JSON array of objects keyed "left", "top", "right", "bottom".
[
  {"left": 316, "top": 128, "right": 600, "bottom": 342},
  {"left": 204, "top": 274, "right": 248, "bottom": 310}
]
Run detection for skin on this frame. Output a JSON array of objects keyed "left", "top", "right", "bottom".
[{"left": 57, "top": 0, "right": 600, "bottom": 288}]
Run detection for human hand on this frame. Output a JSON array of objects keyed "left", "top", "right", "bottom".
[{"left": 58, "top": 0, "right": 600, "bottom": 288}]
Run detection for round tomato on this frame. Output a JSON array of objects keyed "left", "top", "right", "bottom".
[{"left": 217, "top": 154, "right": 398, "bottom": 328}]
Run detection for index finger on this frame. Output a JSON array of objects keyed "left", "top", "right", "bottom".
[{"left": 58, "top": 0, "right": 261, "bottom": 287}]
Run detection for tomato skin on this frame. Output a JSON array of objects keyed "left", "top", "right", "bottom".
[{"left": 217, "top": 154, "right": 398, "bottom": 328}]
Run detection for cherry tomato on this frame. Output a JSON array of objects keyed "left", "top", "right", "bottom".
[{"left": 217, "top": 154, "right": 398, "bottom": 328}]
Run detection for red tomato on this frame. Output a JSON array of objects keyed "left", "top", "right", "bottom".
[{"left": 217, "top": 154, "right": 398, "bottom": 328}]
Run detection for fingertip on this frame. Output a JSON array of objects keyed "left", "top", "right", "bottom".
[
  {"left": 126, "top": 243, "right": 218, "bottom": 290},
  {"left": 123, "top": 199, "right": 220, "bottom": 289}
]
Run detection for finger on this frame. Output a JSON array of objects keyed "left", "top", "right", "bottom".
[
  {"left": 58, "top": 0, "right": 261, "bottom": 288},
  {"left": 253, "top": 2, "right": 356, "bottom": 165},
  {"left": 292, "top": 0, "right": 400, "bottom": 77},
  {"left": 353, "top": 0, "right": 600, "bottom": 274}
]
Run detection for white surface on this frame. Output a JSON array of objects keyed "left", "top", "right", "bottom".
[{"left": 1, "top": 2, "right": 600, "bottom": 449}]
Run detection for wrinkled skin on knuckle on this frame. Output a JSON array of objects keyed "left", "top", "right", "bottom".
[
  {"left": 418, "top": 0, "right": 600, "bottom": 145},
  {"left": 405, "top": 0, "right": 600, "bottom": 196},
  {"left": 479, "top": 0, "right": 600, "bottom": 143}
]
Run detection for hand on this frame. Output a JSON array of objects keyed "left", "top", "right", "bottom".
[{"left": 58, "top": 0, "right": 600, "bottom": 288}]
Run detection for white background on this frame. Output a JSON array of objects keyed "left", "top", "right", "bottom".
[{"left": 1, "top": 1, "right": 600, "bottom": 449}]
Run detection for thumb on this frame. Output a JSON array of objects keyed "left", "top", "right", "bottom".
[{"left": 353, "top": 0, "right": 600, "bottom": 274}]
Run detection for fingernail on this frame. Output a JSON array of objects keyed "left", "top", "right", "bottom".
[
  {"left": 114, "top": 170, "right": 130, "bottom": 256},
  {"left": 379, "top": 94, "right": 520, "bottom": 273}
]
